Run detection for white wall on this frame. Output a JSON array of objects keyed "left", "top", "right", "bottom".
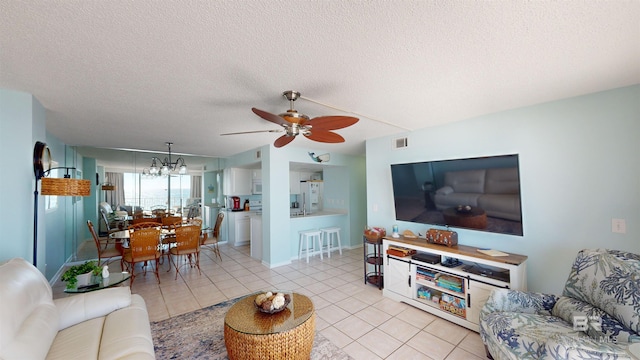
[
  {"left": 223, "top": 143, "right": 367, "bottom": 267},
  {"left": 366, "top": 85, "right": 640, "bottom": 294}
]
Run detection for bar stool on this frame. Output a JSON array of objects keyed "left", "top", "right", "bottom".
[
  {"left": 320, "top": 227, "right": 342, "bottom": 258},
  {"left": 298, "top": 229, "right": 323, "bottom": 263}
]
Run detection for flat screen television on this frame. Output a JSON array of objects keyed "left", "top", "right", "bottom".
[{"left": 390, "top": 154, "right": 523, "bottom": 236}]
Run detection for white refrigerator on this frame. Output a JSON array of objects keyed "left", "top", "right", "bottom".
[{"left": 300, "top": 181, "right": 323, "bottom": 214}]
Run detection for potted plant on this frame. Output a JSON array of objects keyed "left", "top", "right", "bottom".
[{"left": 61, "top": 261, "right": 102, "bottom": 289}]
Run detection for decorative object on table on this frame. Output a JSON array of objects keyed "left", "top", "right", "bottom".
[
  {"left": 363, "top": 226, "right": 386, "bottom": 242},
  {"left": 392, "top": 224, "right": 400, "bottom": 238},
  {"left": 254, "top": 291, "right": 291, "bottom": 314},
  {"left": 426, "top": 228, "right": 459, "bottom": 247},
  {"left": 402, "top": 229, "right": 418, "bottom": 238},
  {"left": 455, "top": 204, "right": 472, "bottom": 213},
  {"left": 102, "top": 265, "right": 110, "bottom": 278},
  {"left": 221, "top": 90, "right": 359, "bottom": 148},
  {"left": 61, "top": 260, "right": 102, "bottom": 289},
  {"left": 32, "top": 141, "right": 91, "bottom": 267}
]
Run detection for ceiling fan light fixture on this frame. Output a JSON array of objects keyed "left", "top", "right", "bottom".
[{"left": 226, "top": 90, "right": 359, "bottom": 148}]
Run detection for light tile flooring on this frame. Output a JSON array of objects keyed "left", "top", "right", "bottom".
[{"left": 53, "top": 242, "right": 487, "bottom": 360}]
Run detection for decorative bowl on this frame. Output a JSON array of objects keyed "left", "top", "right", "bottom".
[
  {"left": 254, "top": 292, "right": 291, "bottom": 314},
  {"left": 456, "top": 205, "right": 472, "bottom": 214}
]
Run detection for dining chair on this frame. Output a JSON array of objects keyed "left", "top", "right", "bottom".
[
  {"left": 160, "top": 216, "right": 182, "bottom": 264},
  {"left": 123, "top": 222, "right": 162, "bottom": 286},
  {"left": 99, "top": 209, "right": 120, "bottom": 248},
  {"left": 87, "top": 220, "right": 122, "bottom": 269},
  {"left": 169, "top": 224, "right": 201, "bottom": 279},
  {"left": 201, "top": 212, "right": 224, "bottom": 261}
]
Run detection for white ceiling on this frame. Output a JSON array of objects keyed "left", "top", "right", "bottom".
[{"left": 1, "top": 1, "right": 639, "bottom": 160}]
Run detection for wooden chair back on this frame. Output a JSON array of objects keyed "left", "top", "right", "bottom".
[
  {"left": 87, "top": 220, "right": 102, "bottom": 251},
  {"left": 162, "top": 216, "right": 182, "bottom": 227},
  {"left": 213, "top": 212, "right": 224, "bottom": 238},
  {"left": 175, "top": 225, "right": 201, "bottom": 253},
  {"left": 128, "top": 222, "right": 161, "bottom": 262},
  {"left": 100, "top": 209, "right": 114, "bottom": 232}
]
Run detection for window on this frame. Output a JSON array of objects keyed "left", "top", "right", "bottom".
[{"left": 122, "top": 173, "right": 191, "bottom": 211}]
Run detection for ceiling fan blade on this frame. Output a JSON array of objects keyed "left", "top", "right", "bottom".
[
  {"left": 221, "top": 129, "right": 282, "bottom": 136},
  {"left": 305, "top": 130, "right": 345, "bottom": 143},
  {"left": 274, "top": 135, "right": 296, "bottom": 148},
  {"left": 306, "top": 116, "right": 359, "bottom": 131},
  {"left": 252, "top": 108, "right": 289, "bottom": 126}
]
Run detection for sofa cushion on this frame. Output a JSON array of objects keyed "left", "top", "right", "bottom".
[
  {"left": 0, "top": 258, "right": 59, "bottom": 359},
  {"left": 98, "top": 295, "right": 155, "bottom": 360},
  {"left": 46, "top": 317, "right": 104, "bottom": 360},
  {"left": 484, "top": 168, "right": 520, "bottom": 194},
  {"left": 562, "top": 249, "right": 640, "bottom": 335},
  {"left": 443, "top": 169, "right": 485, "bottom": 193},
  {"left": 54, "top": 287, "right": 132, "bottom": 331}
]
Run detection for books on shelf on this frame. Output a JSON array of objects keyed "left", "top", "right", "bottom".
[{"left": 386, "top": 245, "right": 416, "bottom": 257}]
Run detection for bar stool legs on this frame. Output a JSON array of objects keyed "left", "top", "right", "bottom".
[
  {"left": 320, "top": 227, "right": 342, "bottom": 258},
  {"left": 298, "top": 229, "right": 323, "bottom": 263}
]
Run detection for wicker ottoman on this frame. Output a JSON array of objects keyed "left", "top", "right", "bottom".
[{"left": 224, "top": 293, "right": 315, "bottom": 360}]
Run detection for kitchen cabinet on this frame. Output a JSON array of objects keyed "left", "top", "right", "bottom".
[
  {"left": 223, "top": 168, "right": 251, "bottom": 195},
  {"left": 252, "top": 169, "right": 262, "bottom": 180},
  {"left": 227, "top": 211, "right": 251, "bottom": 246},
  {"left": 250, "top": 215, "right": 262, "bottom": 260}
]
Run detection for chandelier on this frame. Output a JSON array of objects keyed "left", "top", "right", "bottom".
[{"left": 142, "top": 142, "right": 187, "bottom": 176}]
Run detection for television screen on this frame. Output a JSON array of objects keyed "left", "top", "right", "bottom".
[{"left": 390, "top": 154, "right": 523, "bottom": 236}]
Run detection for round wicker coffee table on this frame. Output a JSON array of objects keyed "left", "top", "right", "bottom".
[{"left": 224, "top": 292, "right": 315, "bottom": 360}]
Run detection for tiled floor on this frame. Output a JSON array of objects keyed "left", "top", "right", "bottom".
[{"left": 53, "top": 242, "right": 487, "bottom": 360}]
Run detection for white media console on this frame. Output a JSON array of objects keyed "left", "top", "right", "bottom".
[{"left": 382, "top": 237, "right": 528, "bottom": 332}]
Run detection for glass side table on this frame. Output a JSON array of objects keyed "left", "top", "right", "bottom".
[{"left": 64, "top": 272, "right": 131, "bottom": 293}]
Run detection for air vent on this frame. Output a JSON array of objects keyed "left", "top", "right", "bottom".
[
  {"left": 393, "top": 137, "right": 408, "bottom": 149},
  {"left": 256, "top": 150, "right": 261, "bottom": 159}
]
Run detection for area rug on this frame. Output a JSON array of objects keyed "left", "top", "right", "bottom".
[{"left": 151, "top": 297, "right": 352, "bottom": 360}]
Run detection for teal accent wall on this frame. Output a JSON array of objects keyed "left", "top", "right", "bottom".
[
  {"left": 0, "top": 89, "right": 45, "bottom": 268},
  {"left": 1, "top": 88, "right": 89, "bottom": 279},
  {"left": 365, "top": 85, "right": 640, "bottom": 294}
]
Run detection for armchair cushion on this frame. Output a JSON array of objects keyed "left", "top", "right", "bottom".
[{"left": 480, "top": 249, "right": 640, "bottom": 360}]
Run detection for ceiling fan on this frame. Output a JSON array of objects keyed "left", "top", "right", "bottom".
[{"left": 221, "top": 91, "right": 359, "bottom": 148}]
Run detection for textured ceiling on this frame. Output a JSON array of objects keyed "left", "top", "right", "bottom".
[{"left": 1, "top": 1, "right": 639, "bottom": 160}]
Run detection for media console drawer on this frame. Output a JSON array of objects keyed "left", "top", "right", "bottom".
[{"left": 382, "top": 237, "right": 527, "bottom": 332}]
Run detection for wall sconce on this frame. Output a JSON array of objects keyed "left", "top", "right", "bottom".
[
  {"left": 33, "top": 141, "right": 91, "bottom": 266},
  {"left": 308, "top": 152, "right": 330, "bottom": 163}
]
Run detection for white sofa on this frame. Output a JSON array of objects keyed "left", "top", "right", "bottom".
[
  {"left": 0, "top": 258, "right": 155, "bottom": 359},
  {"left": 433, "top": 168, "right": 521, "bottom": 221}
]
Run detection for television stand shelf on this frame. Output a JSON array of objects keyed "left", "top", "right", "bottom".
[
  {"left": 382, "top": 236, "right": 527, "bottom": 332},
  {"left": 363, "top": 235, "right": 384, "bottom": 289}
]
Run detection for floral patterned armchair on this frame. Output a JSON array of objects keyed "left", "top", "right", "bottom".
[{"left": 480, "top": 249, "right": 640, "bottom": 359}]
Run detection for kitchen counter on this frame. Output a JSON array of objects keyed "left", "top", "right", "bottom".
[{"left": 290, "top": 210, "right": 347, "bottom": 218}]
